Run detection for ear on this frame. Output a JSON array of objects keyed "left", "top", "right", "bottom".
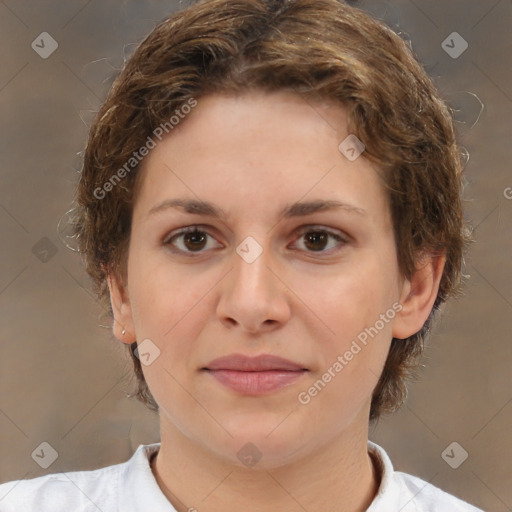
[
  {"left": 392, "top": 251, "right": 446, "bottom": 340},
  {"left": 106, "top": 270, "right": 136, "bottom": 345}
]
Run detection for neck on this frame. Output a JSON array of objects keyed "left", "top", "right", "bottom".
[{"left": 151, "top": 420, "right": 380, "bottom": 512}]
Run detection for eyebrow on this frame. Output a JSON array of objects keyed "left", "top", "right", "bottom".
[{"left": 147, "top": 198, "right": 367, "bottom": 219}]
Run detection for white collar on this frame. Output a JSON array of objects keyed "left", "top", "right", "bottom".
[
  {"left": 118, "top": 443, "right": 176, "bottom": 511},
  {"left": 117, "top": 440, "right": 402, "bottom": 512}
]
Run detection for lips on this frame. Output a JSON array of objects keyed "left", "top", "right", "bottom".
[
  {"left": 203, "top": 353, "right": 308, "bottom": 372},
  {"left": 202, "top": 354, "right": 308, "bottom": 395}
]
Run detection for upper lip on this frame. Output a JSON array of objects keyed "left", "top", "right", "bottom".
[{"left": 203, "top": 353, "right": 308, "bottom": 371}]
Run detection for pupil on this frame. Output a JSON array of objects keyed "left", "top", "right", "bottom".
[
  {"left": 185, "top": 231, "right": 206, "bottom": 250},
  {"left": 306, "top": 232, "right": 327, "bottom": 251}
]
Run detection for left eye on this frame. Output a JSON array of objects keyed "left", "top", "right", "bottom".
[{"left": 292, "top": 227, "right": 347, "bottom": 253}]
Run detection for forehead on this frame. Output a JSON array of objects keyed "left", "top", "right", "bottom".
[{"left": 133, "top": 91, "right": 391, "bottom": 229}]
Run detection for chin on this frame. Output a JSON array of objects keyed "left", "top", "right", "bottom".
[{"left": 207, "top": 420, "right": 312, "bottom": 470}]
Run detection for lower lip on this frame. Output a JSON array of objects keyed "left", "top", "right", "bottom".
[{"left": 205, "top": 369, "right": 307, "bottom": 395}]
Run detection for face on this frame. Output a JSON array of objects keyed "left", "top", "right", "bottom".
[{"left": 108, "top": 90, "right": 441, "bottom": 468}]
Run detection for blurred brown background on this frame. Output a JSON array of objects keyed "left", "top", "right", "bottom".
[{"left": 0, "top": 1, "right": 511, "bottom": 510}]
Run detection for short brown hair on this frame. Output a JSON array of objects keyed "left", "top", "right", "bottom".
[{"left": 73, "top": 0, "right": 472, "bottom": 421}]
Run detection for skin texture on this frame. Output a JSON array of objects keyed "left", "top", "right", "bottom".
[{"left": 107, "top": 91, "right": 445, "bottom": 512}]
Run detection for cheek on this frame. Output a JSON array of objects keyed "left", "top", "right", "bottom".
[
  {"left": 127, "top": 245, "right": 203, "bottom": 334},
  {"left": 294, "top": 256, "right": 382, "bottom": 341},
  {"left": 294, "top": 252, "right": 396, "bottom": 383},
  {"left": 129, "top": 270, "right": 212, "bottom": 415},
  {"left": 127, "top": 252, "right": 218, "bottom": 381}
]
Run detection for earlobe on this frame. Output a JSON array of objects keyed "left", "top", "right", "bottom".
[
  {"left": 106, "top": 272, "right": 136, "bottom": 344},
  {"left": 392, "top": 252, "right": 446, "bottom": 340}
]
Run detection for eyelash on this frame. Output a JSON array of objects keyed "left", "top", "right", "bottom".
[{"left": 163, "top": 225, "right": 349, "bottom": 257}]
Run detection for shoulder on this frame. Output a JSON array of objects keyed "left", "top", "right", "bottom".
[
  {"left": 394, "top": 471, "right": 484, "bottom": 511},
  {"left": 0, "top": 444, "right": 159, "bottom": 512},
  {"left": 0, "top": 462, "right": 122, "bottom": 512},
  {"left": 367, "top": 441, "right": 484, "bottom": 512}
]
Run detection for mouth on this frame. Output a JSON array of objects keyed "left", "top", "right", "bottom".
[{"left": 201, "top": 353, "right": 309, "bottom": 395}]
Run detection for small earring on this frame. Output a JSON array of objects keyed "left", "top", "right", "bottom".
[{"left": 122, "top": 329, "right": 126, "bottom": 336}]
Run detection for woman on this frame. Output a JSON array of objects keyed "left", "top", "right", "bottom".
[{"left": 0, "top": 0, "right": 481, "bottom": 510}]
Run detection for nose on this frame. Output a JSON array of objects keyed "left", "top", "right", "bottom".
[{"left": 216, "top": 237, "right": 291, "bottom": 334}]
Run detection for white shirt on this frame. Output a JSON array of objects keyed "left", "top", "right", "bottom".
[{"left": 0, "top": 441, "right": 483, "bottom": 511}]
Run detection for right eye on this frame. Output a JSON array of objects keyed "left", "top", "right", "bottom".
[{"left": 163, "top": 226, "right": 223, "bottom": 255}]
